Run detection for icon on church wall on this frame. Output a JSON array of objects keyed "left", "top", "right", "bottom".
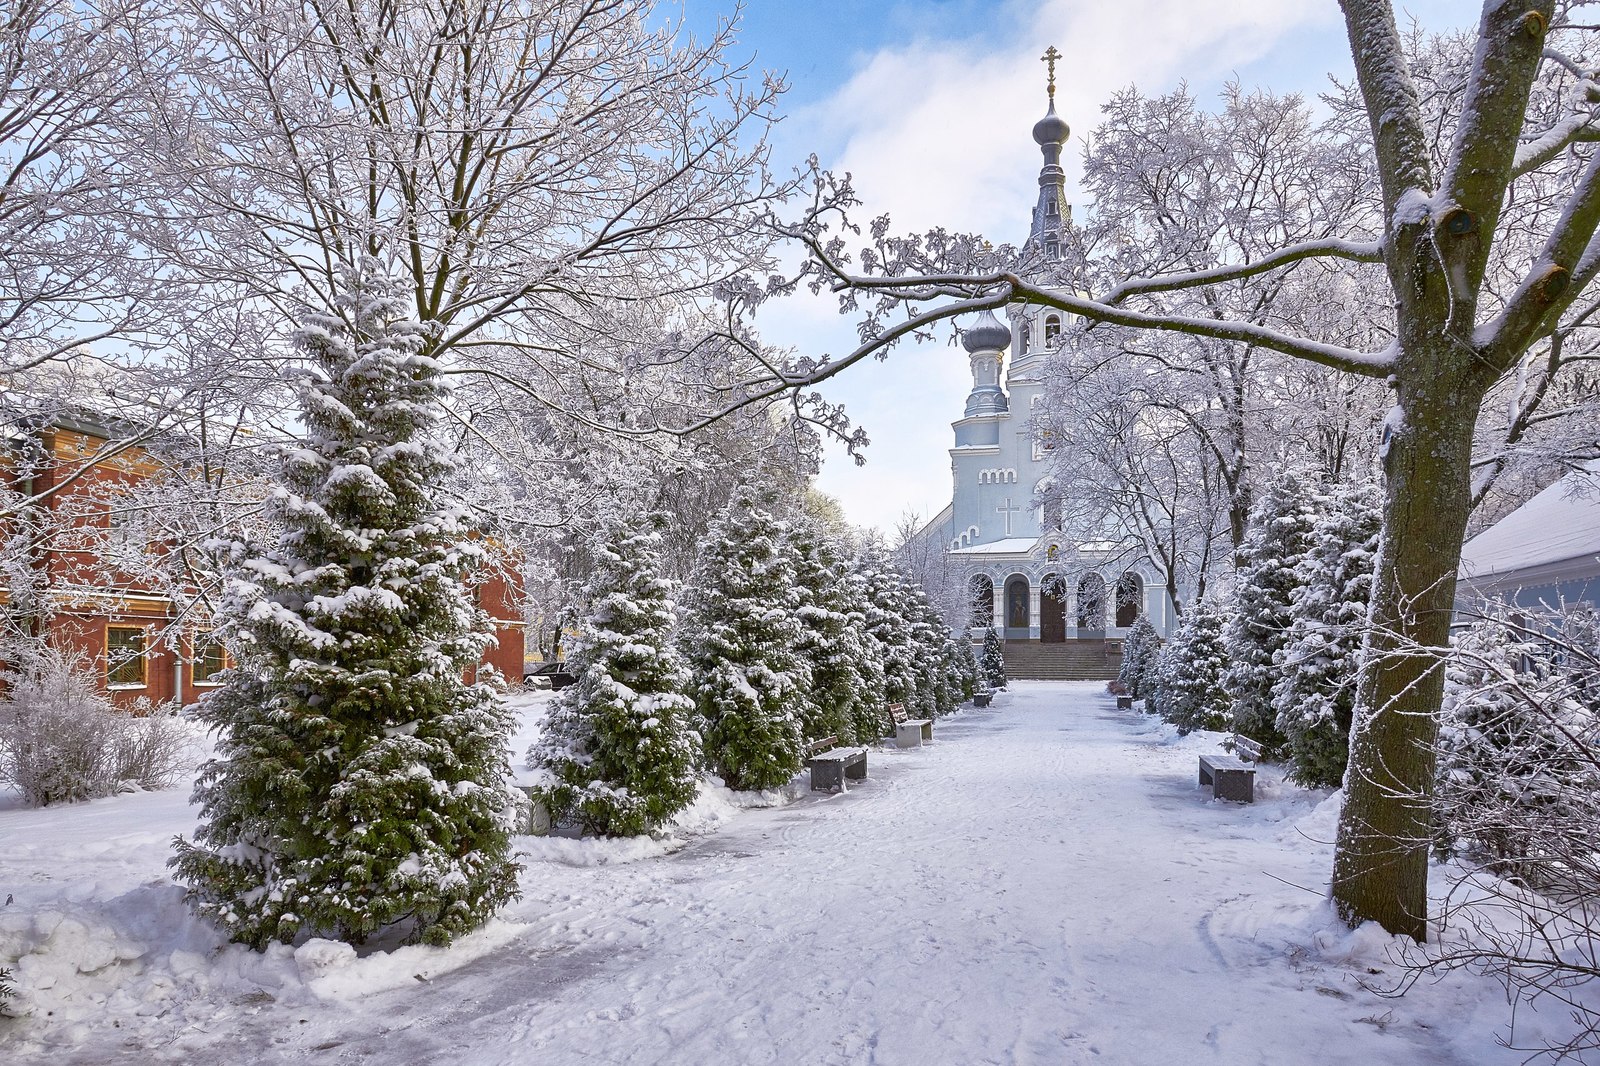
[{"left": 1006, "top": 577, "right": 1029, "bottom": 629}]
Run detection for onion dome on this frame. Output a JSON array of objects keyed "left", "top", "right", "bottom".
[
  {"left": 1032, "top": 101, "right": 1069, "bottom": 147},
  {"left": 962, "top": 310, "right": 1013, "bottom": 353}
]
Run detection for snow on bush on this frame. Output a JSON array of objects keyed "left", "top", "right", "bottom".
[
  {"left": 1426, "top": 604, "right": 1600, "bottom": 1061},
  {"left": 1118, "top": 614, "right": 1161, "bottom": 707},
  {"left": 1153, "top": 597, "right": 1232, "bottom": 734},
  {"left": 1271, "top": 480, "right": 1380, "bottom": 788},
  {"left": 787, "top": 509, "right": 888, "bottom": 745},
  {"left": 679, "top": 483, "right": 811, "bottom": 791},
  {"left": 528, "top": 516, "right": 701, "bottom": 837},
  {"left": 980, "top": 626, "right": 1007, "bottom": 690},
  {"left": 1225, "top": 468, "right": 1316, "bottom": 756},
  {"left": 0, "top": 651, "right": 193, "bottom": 806}
]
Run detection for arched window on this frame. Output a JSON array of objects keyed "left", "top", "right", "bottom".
[
  {"left": 1004, "top": 575, "right": 1030, "bottom": 631},
  {"left": 1076, "top": 573, "right": 1106, "bottom": 632},
  {"left": 1115, "top": 572, "right": 1144, "bottom": 628},
  {"left": 970, "top": 575, "right": 995, "bottom": 628},
  {"left": 1044, "top": 315, "right": 1061, "bottom": 345}
]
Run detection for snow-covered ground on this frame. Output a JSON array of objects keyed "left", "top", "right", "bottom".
[{"left": 1, "top": 682, "right": 1590, "bottom": 1063}]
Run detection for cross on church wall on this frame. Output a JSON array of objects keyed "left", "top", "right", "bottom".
[{"left": 997, "top": 497, "right": 1022, "bottom": 536}]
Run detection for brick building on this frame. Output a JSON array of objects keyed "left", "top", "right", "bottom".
[{"left": 3, "top": 414, "right": 525, "bottom": 709}]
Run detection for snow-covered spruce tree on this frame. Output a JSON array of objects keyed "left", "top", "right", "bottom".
[
  {"left": 171, "top": 262, "right": 519, "bottom": 949},
  {"left": 1224, "top": 468, "right": 1316, "bottom": 755},
  {"left": 788, "top": 511, "right": 887, "bottom": 746},
  {"left": 907, "top": 586, "right": 956, "bottom": 718},
  {"left": 1271, "top": 481, "right": 1380, "bottom": 788},
  {"left": 1118, "top": 614, "right": 1162, "bottom": 707},
  {"left": 1435, "top": 606, "right": 1600, "bottom": 881},
  {"left": 528, "top": 516, "right": 700, "bottom": 837},
  {"left": 980, "top": 626, "right": 1007, "bottom": 690},
  {"left": 680, "top": 484, "right": 811, "bottom": 792},
  {"left": 856, "top": 544, "right": 926, "bottom": 717},
  {"left": 953, "top": 634, "right": 979, "bottom": 703},
  {"left": 1155, "top": 597, "right": 1232, "bottom": 735}
]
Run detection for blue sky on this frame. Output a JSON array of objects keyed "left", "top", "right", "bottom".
[{"left": 678, "top": 1, "right": 1475, "bottom": 533}]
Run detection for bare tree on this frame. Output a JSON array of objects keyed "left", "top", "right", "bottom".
[{"left": 0, "top": 0, "right": 178, "bottom": 374}]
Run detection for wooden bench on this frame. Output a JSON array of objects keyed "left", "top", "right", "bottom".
[
  {"left": 1198, "top": 753, "right": 1256, "bottom": 803},
  {"left": 804, "top": 736, "right": 868, "bottom": 792},
  {"left": 887, "top": 702, "right": 933, "bottom": 748},
  {"left": 973, "top": 690, "right": 993, "bottom": 707}
]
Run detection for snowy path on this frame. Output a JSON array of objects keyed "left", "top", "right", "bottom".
[{"left": 4, "top": 682, "right": 1542, "bottom": 1063}]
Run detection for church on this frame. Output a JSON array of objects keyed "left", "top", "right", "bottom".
[{"left": 919, "top": 56, "right": 1182, "bottom": 679}]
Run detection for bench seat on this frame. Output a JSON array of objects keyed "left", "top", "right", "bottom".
[
  {"left": 886, "top": 702, "right": 933, "bottom": 748},
  {"left": 1198, "top": 753, "right": 1256, "bottom": 803},
  {"left": 804, "top": 737, "right": 868, "bottom": 792}
]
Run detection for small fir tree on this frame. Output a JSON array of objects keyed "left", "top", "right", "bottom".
[
  {"left": 953, "top": 635, "right": 980, "bottom": 702},
  {"left": 980, "top": 626, "right": 1007, "bottom": 689},
  {"left": 788, "top": 511, "right": 887, "bottom": 745},
  {"left": 1271, "top": 481, "right": 1380, "bottom": 788},
  {"left": 1435, "top": 607, "right": 1600, "bottom": 879},
  {"left": 1225, "top": 468, "right": 1316, "bottom": 755},
  {"left": 1155, "top": 597, "right": 1232, "bottom": 735},
  {"left": 172, "top": 261, "right": 519, "bottom": 949},
  {"left": 1118, "top": 614, "right": 1162, "bottom": 705},
  {"left": 856, "top": 544, "right": 927, "bottom": 715},
  {"left": 528, "top": 517, "right": 700, "bottom": 836},
  {"left": 680, "top": 484, "right": 811, "bottom": 791}
]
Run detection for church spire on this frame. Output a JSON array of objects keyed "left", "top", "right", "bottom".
[{"left": 1028, "top": 45, "right": 1070, "bottom": 259}]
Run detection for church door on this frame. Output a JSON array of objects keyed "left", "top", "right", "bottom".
[{"left": 1040, "top": 574, "right": 1066, "bottom": 643}]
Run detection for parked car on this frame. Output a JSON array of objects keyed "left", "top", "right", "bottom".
[{"left": 524, "top": 662, "right": 578, "bottom": 690}]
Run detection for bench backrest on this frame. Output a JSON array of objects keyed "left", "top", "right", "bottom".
[
  {"left": 805, "top": 736, "right": 838, "bottom": 756},
  {"left": 1230, "top": 735, "right": 1263, "bottom": 762},
  {"left": 887, "top": 702, "right": 907, "bottom": 725}
]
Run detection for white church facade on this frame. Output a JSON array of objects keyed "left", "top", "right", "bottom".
[{"left": 919, "top": 63, "right": 1183, "bottom": 675}]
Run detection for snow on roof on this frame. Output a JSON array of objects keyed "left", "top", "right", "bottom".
[
  {"left": 949, "top": 537, "right": 1039, "bottom": 555},
  {"left": 1460, "top": 462, "right": 1600, "bottom": 583}
]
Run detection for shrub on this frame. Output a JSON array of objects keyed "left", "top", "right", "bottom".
[{"left": 0, "top": 651, "right": 192, "bottom": 806}]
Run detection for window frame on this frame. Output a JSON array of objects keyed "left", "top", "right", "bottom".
[
  {"left": 191, "top": 634, "right": 228, "bottom": 686},
  {"left": 106, "top": 625, "right": 148, "bottom": 688}
]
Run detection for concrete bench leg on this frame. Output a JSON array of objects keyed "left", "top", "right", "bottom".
[
  {"left": 809, "top": 762, "right": 845, "bottom": 792},
  {"left": 895, "top": 724, "right": 922, "bottom": 748},
  {"left": 846, "top": 755, "right": 867, "bottom": 782},
  {"left": 919, "top": 722, "right": 933, "bottom": 743},
  {"left": 1198, "top": 764, "right": 1214, "bottom": 790},
  {"left": 1212, "top": 769, "right": 1255, "bottom": 803}
]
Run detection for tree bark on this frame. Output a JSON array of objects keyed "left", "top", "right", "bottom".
[{"left": 1332, "top": 340, "right": 1483, "bottom": 940}]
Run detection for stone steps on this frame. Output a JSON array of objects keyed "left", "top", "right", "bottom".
[{"left": 1002, "top": 640, "right": 1121, "bottom": 681}]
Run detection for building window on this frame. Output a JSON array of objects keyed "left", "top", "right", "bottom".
[
  {"left": 1044, "top": 315, "right": 1061, "bottom": 344},
  {"left": 107, "top": 626, "right": 147, "bottom": 687},
  {"left": 192, "top": 635, "right": 227, "bottom": 685}
]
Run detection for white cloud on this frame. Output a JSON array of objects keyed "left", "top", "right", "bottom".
[{"left": 758, "top": 0, "right": 1351, "bottom": 533}]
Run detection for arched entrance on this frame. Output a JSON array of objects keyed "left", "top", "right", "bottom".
[
  {"left": 1004, "top": 575, "right": 1030, "bottom": 639},
  {"left": 970, "top": 575, "right": 994, "bottom": 629},
  {"left": 1076, "top": 573, "right": 1106, "bottom": 635},
  {"left": 1115, "top": 572, "right": 1144, "bottom": 628},
  {"left": 1040, "top": 573, "right": 1067, "bottom": 643}
]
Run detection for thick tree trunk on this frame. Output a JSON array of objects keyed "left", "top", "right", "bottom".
[{"left": 1331, "top": 350, "right": 1483, "bottom": 941}]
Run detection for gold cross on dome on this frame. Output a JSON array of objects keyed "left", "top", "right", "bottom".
[{"left": 1041, "top": 45, "right": 1061, "bottom": 100}]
